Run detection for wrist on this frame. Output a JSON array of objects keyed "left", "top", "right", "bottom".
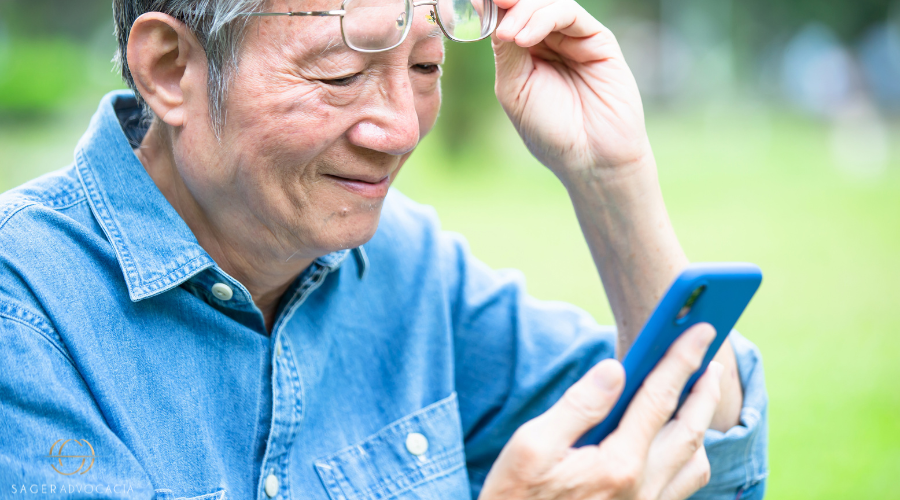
[{"left": 559, "top": 150, "right": 659, "bottom": 207}]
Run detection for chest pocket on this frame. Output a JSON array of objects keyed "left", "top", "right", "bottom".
[{"left": 314, "top": 393, "right": 470, "bottom": 500}]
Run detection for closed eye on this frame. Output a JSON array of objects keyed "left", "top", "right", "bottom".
[
  {"left": 413, "top": 64, "right": 441, "bottom": 74},
  {"left": 320, "top": 73, "right": 362, "bottom": 86}
]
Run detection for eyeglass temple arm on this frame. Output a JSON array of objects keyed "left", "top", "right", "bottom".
[
  {"left": 243, "top": 0, "right": 438, "bottom": 17},
  {"left": 242, "top": 10, "right": 345, "bottom": 17}
]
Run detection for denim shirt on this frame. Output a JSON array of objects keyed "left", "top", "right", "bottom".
[{"left": 0, "top": 91, "right": 768, "bottom": 500}]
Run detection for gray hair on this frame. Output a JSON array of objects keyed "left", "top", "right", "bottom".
[{"left": 113, "top": 0, "right": 266, "bottom": 135}]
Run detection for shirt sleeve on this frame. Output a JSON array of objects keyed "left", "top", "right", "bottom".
[
  {"left": 0, "top": 310, "right": 155, "bottom": 499},
  {"left": 437, "top": 230, "right": 768, "bottom": 500},
  {"left": 690, "top": 330, "right": 769, "bottom": 500}
]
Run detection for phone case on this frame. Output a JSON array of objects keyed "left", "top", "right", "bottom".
[{"left": 574, "top": 262, "right": 763, "bottom": 447}]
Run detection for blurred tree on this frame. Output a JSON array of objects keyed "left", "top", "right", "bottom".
[
  {"left": 435, "top": 39, "right": 497, "bottom": 156},
  {"left": 0, "top": 39, "right": 88, "bottom": 113},
  {"left": 1, "top": 0, "right": 898, "bottom": 121},
  {"left": 743, "top": 0, "right": 895, "bottom": 42},
  {"left": 0, "top": 0, "right": 111, "bottom": 40}
]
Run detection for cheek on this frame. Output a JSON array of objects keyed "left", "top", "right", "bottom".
[
  {"left": 228, "top": 54, "right": 350, "bottom": 155},
  {"left": 416, "top": 81, "right": 442, "bottom": 138},
  {"left": 223, "top": 85, "right": 349, "bottom": 189}
]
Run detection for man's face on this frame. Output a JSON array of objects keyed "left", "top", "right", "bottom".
[{"left": 174, "top": 0, "right": 444, "bottom": 259}]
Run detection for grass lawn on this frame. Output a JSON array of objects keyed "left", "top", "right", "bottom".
[{"left": 2, "top": 93, "right": 899, "bottom": 499}]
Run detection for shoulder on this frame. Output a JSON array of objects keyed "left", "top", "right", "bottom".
[
  {"left": 357, "top": 188, "right": 478, "bottom": 299},
  {"left": 369, "top": 188, "right": 447, "bottom": 257},
  {"left": 377, "top": 188, "right": 442, "bottom": 238},
  {"left": 0, "top": 165, "right": 91, "bottom": 233},
  {"left": 0, "top": 165, "right": 85, "bottom": 216},
  {"left": 0, "top": 165, "right": 106, "bottom": 269},
  {"left": 0, "top": 168, "right": 96, "bottom": 361},
  {"left": 369, "top": 188, "right": 474, "bottom": 268},
  {"left": 0, "top": 166, "right": 109, "bottom": 307},
  {"left": 0, "top": 164, "right": 91, "bottom": 252}
]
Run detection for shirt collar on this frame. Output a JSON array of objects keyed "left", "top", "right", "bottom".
[{"left": 74, "top": 90, "right": 367, "bottom": 302}]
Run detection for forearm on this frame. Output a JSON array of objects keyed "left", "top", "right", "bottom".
[
  {"left": 562, "top": 154, "right": 742, "bottom": 430},
  {"left": 562, "top": 153, "right": 688, "bottom": 355}
]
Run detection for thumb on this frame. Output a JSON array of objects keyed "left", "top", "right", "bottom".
[
  {"left": 491, "top": 27, "right": 533, "bottom": 112},
  {"left": 530, "top": 358, "right": 625, "bottom": 448}
]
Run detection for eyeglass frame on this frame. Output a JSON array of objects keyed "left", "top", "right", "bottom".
[{"left": 240, "top": 0, "right": 499, "bottom": 53}]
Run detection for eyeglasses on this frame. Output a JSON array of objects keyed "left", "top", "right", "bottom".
[{"left": 242, "top": 0, "right": 498, "bottom": 53}]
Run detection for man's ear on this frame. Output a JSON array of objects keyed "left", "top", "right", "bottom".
[{"left": 127, "top": 13, "right": 206, "bottom": 128}]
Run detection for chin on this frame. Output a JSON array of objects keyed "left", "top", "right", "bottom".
[{"left": 314, "top": 206, "right": 384, "bottom": 252}]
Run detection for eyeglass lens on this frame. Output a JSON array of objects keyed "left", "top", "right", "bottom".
[
  {"left": 341, "top": 0, "right": 495, "bottom": 51},
  {"left": 437, "top": 0, "right": 494, "bottom": 41},
  {"left": 342, "top": 0, "right": 413, "bottom": 51}
]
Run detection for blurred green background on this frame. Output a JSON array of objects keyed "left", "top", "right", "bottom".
[{"left": 1, "top": 0, "right": 899, "bottom": 498}]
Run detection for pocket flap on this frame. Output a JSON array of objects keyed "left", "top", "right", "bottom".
[{"left": 314, "top": 393, "right": 466, "bottom": 500}]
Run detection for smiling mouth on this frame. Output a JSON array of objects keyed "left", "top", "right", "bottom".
[
  {"left": 324, "top": 173, "right": 389, "bottom": 184},
  {"left": 324, "top": 173, "right": 392, "bottom": 198}
]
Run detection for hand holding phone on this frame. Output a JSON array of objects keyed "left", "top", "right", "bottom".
[
  {"left": 575, "top": 262, "right": 763, "bottom": 447},
  {"left": 479, "top": 304, "right": 734, "bottom": 500}
]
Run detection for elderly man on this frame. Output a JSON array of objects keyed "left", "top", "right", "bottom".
[{"left": 0, "top": 0, "right": 766, "bottom": 499}]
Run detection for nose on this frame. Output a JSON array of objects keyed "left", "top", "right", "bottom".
[{"left": 346, "top": 69, "right": 421, "bottom": 156}]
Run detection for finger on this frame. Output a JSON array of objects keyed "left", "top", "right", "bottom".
[
  {"left": 541, "top": 29, "right": 625, "bottom": 64},
  {"left": 642, "top": 361, "right": 723, "bottom": 497},
  {"left": 524, "top": 358, "right": 625, "bottom": 449},
  {"left": 491, "top": 29, "right": 534, "bottom": 108},
  {"left": 512, "top": 1, "right": 602, "bottom": 47},
  {"left": 658, "top": 446, "right": 712, "bottom": 500},
  {"left": 492, "top": 0, "right": 521, "bottom": 10},
  {"left": 609, "top": 323, "right": 717, "bottom": 454},
  {"left": 494, "top": 0, "right": 554, "bottom": 43},
  {"left": 671, "top": 360, "right": 723, "bottom": 446}
]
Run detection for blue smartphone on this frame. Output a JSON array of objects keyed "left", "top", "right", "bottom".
[{"left": 574, "top": 262, "right": 763, "bottom": 447}]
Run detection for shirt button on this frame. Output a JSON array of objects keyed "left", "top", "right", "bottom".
[
  {"left": 211, "top": 282, "right": 234, "bottom": 301},
  {"left": 264, "top": 473, "right": 279, "bottom": 498},
  {"left": 405, "top": 432, "right": 428, "bottom": 456}
]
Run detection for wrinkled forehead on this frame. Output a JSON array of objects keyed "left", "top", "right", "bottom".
[{"left": 253, "top": 0, "right": 443, "bottom": 63}]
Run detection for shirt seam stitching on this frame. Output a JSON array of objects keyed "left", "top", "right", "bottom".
[
  {"left": 386, "top": 460, "right": 465, "bottom": 500},
  {"left": 76, "top": 152, "right": 214, "bottom": 298},
  {"left": 75, "top": 149, "right": 142, "bottom": 288},
  {"left": 0, "top": 194, "right": 89, "bottom": 236},
  {"left": 316, "top": 393, "right": 460, "bottom": 464},
  {"left": 341, "top": 447, "right": 465, "bottom": 500},
  {"left": 131, "top": 254, "right": 212, "bottom": 291},
  {"left": 319, "top": 395, "right": 462, "bottom": 500},
  {"left": 0, "top": 309, "right": 74, "bottom": 368},
  {"left": 53, "top": 196, "right": 89, "bottom": 211},
  {"left": 251, "top": 339, "right": 267, "bottom": 498},
  {"left": 0, "top": 201, "right": 37, "bottom": 232},
  {"left": 35, "top": 181, "right": 87, "bottom": 209},
  {"left": 743, "top": 406, "right": 763, "bottom": 485}
]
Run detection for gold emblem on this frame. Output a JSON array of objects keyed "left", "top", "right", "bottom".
[{"left": 48, "top": 439, "right": 95, "bottom": 475}]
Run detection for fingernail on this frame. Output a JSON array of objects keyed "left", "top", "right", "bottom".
[
  {"left": 709, "top": 361, "right": 724, "bottom": 380},
  {"left": 591, "top": 359, "right": 623, "bottom": 392}
]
